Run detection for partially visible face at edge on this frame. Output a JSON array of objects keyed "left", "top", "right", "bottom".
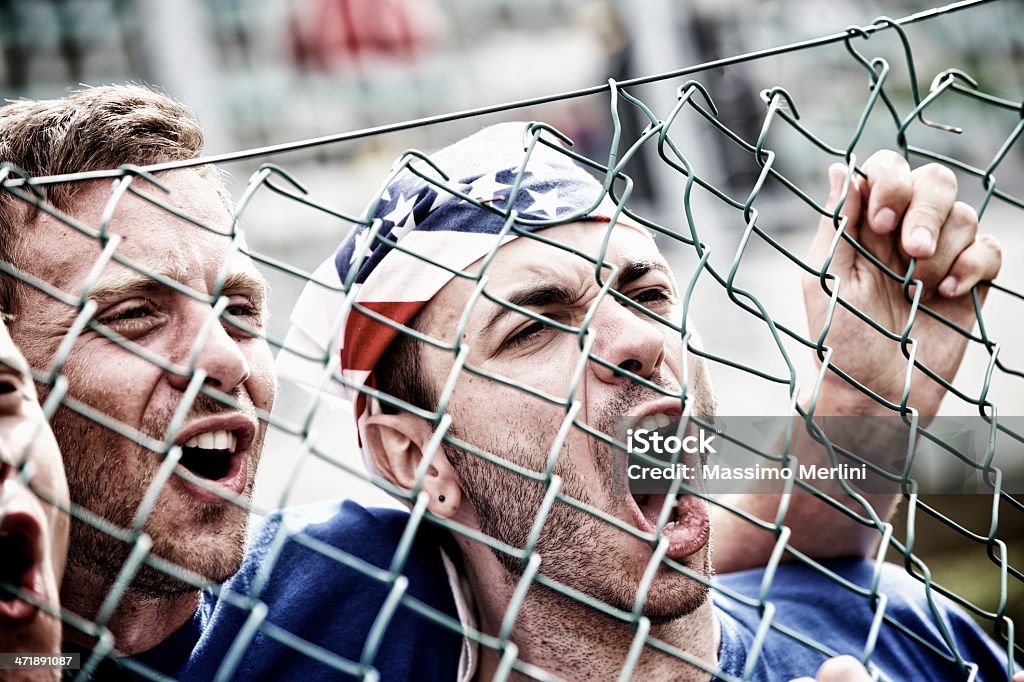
[
  {"left": 8, "top": 169, "right": 277, "bottom": 598},
  {"left": 416, "top": 221, "right": 717, "bottom": 621},
  {"left": 0, "top": 318, "right": 69, "bottom": 659}
]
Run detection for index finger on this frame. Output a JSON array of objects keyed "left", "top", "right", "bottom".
[
  {"left": 900, "top": 164, "right": 958, "bottom": 259},
  {"left": 861, "top": 151, "right": 913, "bottom": 236}
]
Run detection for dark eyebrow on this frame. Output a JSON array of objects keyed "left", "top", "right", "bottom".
[
  {"left": 615, "top": 260, "right": 671, "bottom": 289},
  {"left": 481, "top": 281, "right": 584, "bottom": 336},
  {"left": 480, "top": 261, "right": 672, "bottom": 336}
]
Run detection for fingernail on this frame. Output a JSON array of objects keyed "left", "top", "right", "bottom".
[
  {"left": 907, "top": 226, "right": 935, "bottom": 256},
  {"left": 939, "top": 275, "right": 958, "bottom": 297},
  {"left": 873, "top": 208, "right": 896, "bottom": 233}
]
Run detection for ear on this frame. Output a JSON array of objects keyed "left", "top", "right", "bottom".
[{"left": 364, "top": 413, "right": 462, "bottom": 518}]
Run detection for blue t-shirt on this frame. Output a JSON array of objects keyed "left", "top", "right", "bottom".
[
  {"left": 127, "top": 500, "right": 463, "bottom": 681},
  {"left": 94, "top": 506, "right": 1009, "bottom": 681},
  {"left": 712, "top": 559, "right": 1012, "bottom": 681}
]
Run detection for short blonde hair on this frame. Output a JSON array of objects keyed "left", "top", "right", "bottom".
[{"left": 0, "top": 83, "right": 224, "bottom": 315}]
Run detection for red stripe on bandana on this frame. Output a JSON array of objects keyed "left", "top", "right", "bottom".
[{"left": 342, "top": 299, "right": 427, "bottom": 373}]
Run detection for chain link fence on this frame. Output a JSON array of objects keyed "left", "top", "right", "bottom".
[{"left": 1, "top": 0, "right": 1023, "bottom": 679}]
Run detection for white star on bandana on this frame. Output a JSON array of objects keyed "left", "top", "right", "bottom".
[
  {"left": 524, "top": 186, "right": 563, "bottom": 219},
  {"left": 348, "top": 226, "right": 373, "bottom": 265},
  {"left": 389, "top": 213, "right": 417, "bottom": 242},
  {"left": 429, "top": 186, "right": 457, "bottom": 214},
  {"left": 467, "top": 173, "right": 511, "bottom": 205},
  {"left": 381, "top": 193, "right": 417, "bottom": 226}
]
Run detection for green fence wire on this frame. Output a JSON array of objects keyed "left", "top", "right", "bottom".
[{"left": 2, "top": 0, "right": 1023, "bottom": 679}]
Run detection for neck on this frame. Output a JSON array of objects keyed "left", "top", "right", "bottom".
[
  {"left": 60, "top": 565, "right": 199, "bottom": 655},
  {"left": 461, "top": 549, "right": 719, "bottom": 681}
]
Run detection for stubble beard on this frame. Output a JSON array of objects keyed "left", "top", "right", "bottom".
[
  {"left": 53, "top": 393, "right": 256, "bottom": 597},
  {"left": 446, "top": 369, "right": 713, "bottom": 621}
]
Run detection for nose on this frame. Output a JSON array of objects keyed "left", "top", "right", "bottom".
[
  {"left": 167, "top": 302, "right": 251, "bottom": 394},
  {"left": 588, "top": 298, "right": 666, "bottom": 384}
]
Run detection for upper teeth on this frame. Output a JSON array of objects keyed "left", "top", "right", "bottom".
[
  {"left": 183, "top": 430, "right": 237, "bottom": 453},
  {"left": 638, "top": 414, "right": 671, "bottom": 431}
]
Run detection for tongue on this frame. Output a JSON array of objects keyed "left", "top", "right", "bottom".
[{"left": 661, "top": 495, "right": 711, "bottom": 560}]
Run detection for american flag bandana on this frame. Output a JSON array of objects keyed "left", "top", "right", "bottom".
[{"left": 277, "top": 122, "right": 622, "bottom": 477}]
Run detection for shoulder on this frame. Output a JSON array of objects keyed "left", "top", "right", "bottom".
[
  {"left": 203, "top": 500, "right": 463, "bottom": 681},
  {"left": 239, "top": 499, "right": 454, "bottom": 603},
  {"left": 712, "top": 559, "right": 1010, "bottom": 680},
  {"left": 871, "top": 561, "right": 1012, "bottom": 675},
  {"left": 254, "top": 499, "right": 418, "bottom": 558},
  {"left": 712, "top": 558, "right": 982, "bottom": 632}
]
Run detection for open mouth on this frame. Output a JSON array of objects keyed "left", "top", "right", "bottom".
[
  {"left": 623, "top": 410, "right": 711, "bottom": 561},
  {"left": 172, "top": 418, "right": 255, "bottom": 502},
  {"left": 626, "top": 490, "right": 710, "bottom": 561},
  {"left": 620, "top": 402, "right": 713, "bottom": 560},
  {"left": 0, "top": 511, "right": 43, "bottom": 623},
  {"left": 178, "top": 429, "right": 239, "bottom": 481}
]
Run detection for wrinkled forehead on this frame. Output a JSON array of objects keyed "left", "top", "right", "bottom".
[
  {"left": 17, "top": 170, "right": 262, "bottom": 299},
  {"left": 505, "top": 218, "right": 654, "bottom": 267},
  {"left": 424, "top": 219, "right": 664, "bottom": 322}
]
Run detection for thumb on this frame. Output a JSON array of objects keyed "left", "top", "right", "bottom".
[{"left": 809, "top": 163, "right": 863, "bottom": 283}]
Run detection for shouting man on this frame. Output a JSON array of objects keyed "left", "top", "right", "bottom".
[
  {"left": 0, "top": 86, "right": 462, "bottom": 680},
  {"left": 283, "top": 121, "right": 1009, "bottom": 680}
]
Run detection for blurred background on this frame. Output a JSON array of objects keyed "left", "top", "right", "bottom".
[{"left": 3, "top": 0, "right": 1023, "bottom": 645}]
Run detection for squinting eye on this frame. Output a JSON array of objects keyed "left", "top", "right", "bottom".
[
  {"left": 99, "top": 301, "right": 156, "bottom": 325},
  {"left": 633, "top": 288, "right": 675, "bottom": 305},
  {"left": 226, "top": 303, "right": 256, "bottom": 318},
  {"left": 222, "top": 297, "right": 264, "bottom": 334},
  {"left": 96, "top": 299, "right": 164, "bottom": 339},
  {"left": 117, "top": 306, "right": 151, "bottom": 320},
  {"left": 504, "top": 321, "right": 548, "bottom": 349}
]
